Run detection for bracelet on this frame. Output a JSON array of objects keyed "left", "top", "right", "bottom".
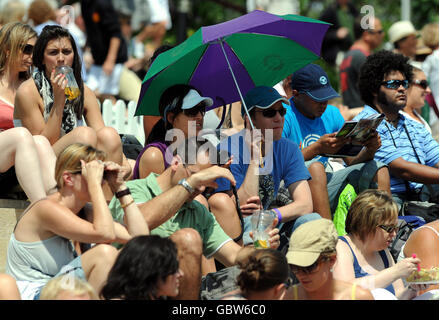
[
  {"left": 272, "top": 208, "right": 282, "bottom": 223},
  {"left": 120, "top": 199, "right": 134, "bottom": 209},
  {"left": 115, "top": 188, "right": 131, "bottom": 198}
]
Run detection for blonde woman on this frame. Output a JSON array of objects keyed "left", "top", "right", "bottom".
[
  {"left": 0, "top": 21, "right": 57, "bottom": 201},
  {"left": 6, "top": 143, "right": 148, "bottom": 300},
  {"left": 40, "top": 275, "right": 98, "bottom": 300},
  {"left": 334, "top": 189, "right": 427, "bottom": 299}
]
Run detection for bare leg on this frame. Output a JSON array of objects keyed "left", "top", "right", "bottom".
[
  {"left": 0, "top": 128, "right": 47, "bottom": 202},
  {"left": 169, "top": 228, "right": 203, "bottom": 300},
  {"left": 307, "top": 162, "right": 331, "bottom": 219},
  {"left": 0, "top": 274, "right": 21, "bottom": 300},
  {"left": 80, "top": 244, "right": 118, "bottom": 297},
  {"left": 201, "top": 256, "right": 216, "bottom": 276},
  {"left": 208, "top": 192, "right": 243, "bottom": 243},
  {"left": 95, "top": 127, "right": 124, "bottom": 165},
  {"left": 32, "top": 135, "right": 57, "bottom": 193},
  {"left": 52, "top": 126, "right": 98, "bottom": 156}
]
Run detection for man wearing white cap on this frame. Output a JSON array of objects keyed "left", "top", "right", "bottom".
[{"left": 388, "top": 20, "right": 418, "bottom": 60}]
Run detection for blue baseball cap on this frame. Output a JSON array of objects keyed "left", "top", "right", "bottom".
[
  {"left": 290, "top": 64, "right": 340, "bottom": 102},
  {"left": 241, "top": 86, "right": 289, "bottom": 117}
]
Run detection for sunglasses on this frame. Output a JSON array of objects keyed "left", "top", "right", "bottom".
[
  {"left": 183, "top": 105, "right": 206, "bottom": 117},
  {"left": 381, "top": 80, "right": 409, "bottom": 90},
  {"left": 368, "top": 29, "right": 384, "bottom": 35},
  {"left": 290, "top": 256, "right": 328, "bottom": 275},
  {"left": 22, "top": 44, "right": 34, "bottom": 55},
  {"left": 378, "top": 224, "right": 399, "bottom": 233},
  {"left": 412, "top": 79, "right": 429, "bottom": 90},
  {"left": 255, "top": 108, "right": 287, "bottom": 118}
]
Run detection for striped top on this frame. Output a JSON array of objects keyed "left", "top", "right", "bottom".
[{"left": 354, "top": 106, "right": 439, "bottom": 194}]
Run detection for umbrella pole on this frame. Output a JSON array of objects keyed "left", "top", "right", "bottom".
[{"left": 219, "top": 38, "right": 255, "bottom": 130}]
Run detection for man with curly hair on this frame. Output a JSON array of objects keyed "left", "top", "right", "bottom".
[{"left": 355, "top": 50, "right": 439, "bottom": 205}]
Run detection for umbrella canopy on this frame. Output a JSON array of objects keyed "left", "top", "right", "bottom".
[{"left": 135, "top": 10, "right": 331, "bottom": 117}]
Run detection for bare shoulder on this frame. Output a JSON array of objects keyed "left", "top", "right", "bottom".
[
  {"left": 16, "top": 77, "right": 38, "bottom": 97},
  {"left": 353, "top": 285, "right": 375, "bottom": 300},
  {"left": 141, "top": 146, "right": 165, "bottom": 166}
]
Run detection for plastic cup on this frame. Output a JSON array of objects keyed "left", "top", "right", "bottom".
[
  {"left": 250, "top": 210, "right": 276, "bottom": 249},
  {"left": 55, "top": 65, "right": 80, "bottom": 100}
]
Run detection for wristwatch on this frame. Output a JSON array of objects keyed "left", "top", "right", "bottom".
[{"left": 178, "top": 178, "right": 195, "bottom": 195}]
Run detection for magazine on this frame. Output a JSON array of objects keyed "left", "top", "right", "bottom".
[{"left": 321, "top": 113, "right": 385, "bottom": 158}]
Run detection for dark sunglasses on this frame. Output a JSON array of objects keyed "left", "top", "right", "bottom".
[
  {"left": 183, "top": 105, "right": 206, "bottom": 117},
  {"left": 412, "top": 79, "right": 429, "bottom": 90},
  {"left": 255, "top": 108, "right": 287, "bottom": 118},
  {"left": 378, "top": 224, "right": 399, "bottom": 233},
  {"left": 381, "top": 80, "right": 409, "bottom": 90},
  {"left": 22, "top": 44, "right": 34, "bottom": 55},
  {"left": 368, "top": 29, "right": 384, "bottom": 35},
  {"left": 290, "top": 256, "right": 328, "bottom": 275}
]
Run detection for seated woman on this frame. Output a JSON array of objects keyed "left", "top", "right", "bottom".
[
  {"left": 5, "top": 143, "right": 148, "bottom": 300},
  {"left": 13, "top": 25, "right": 130, "bottom": 178},
  {"left": 100, "top": 235, "right": 183, "bottom": 300},
  {"left": 399, "top": 218, "right": 439, "bottom": 295},
  {"left": 221, "top": 247, "right": 291, "bottom": 300},
  {"left": 333, "top": 189, "right": 427, "bottom": 299},
  {"left": 285, "top": 218, "right": 374, "bottom": 300},
  {"left": 0, "top": 22, "right": 57, "bottom": 201}
]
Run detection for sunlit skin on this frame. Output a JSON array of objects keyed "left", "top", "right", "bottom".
[
  {"left": 375, "top": 71, "right": 408, "bottom": 119},
  {"left": 167, "top": 104, "right": 205, "bottom": 138},
  {"left": 16, "top": 38, "right": 37, "bottom": 73},
  {"left": 155, "top": 269, "right": 184, "bottom": 298},
  {"left": 249, "top": 101, "right": 285, "bottom": 141},
  {"left": 42, "top": 37, "right": 75, "bottom": 79},
  {"left": 405, "top": 70, "right": 432, "bottom": 117}
]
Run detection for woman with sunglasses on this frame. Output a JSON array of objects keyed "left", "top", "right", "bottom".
[
  {"left": 101, "top": 235, "right": 183, "bottom": 300},
  {"left": 221, "top": 247, "right": 291, "bottom": 300},
  {"left": 13, "top": 25, "right": 130, "bottom": 184},
  {"left": 5, "top": 143, "right": 148, "bottom": 300},
  {"left": 285, "top": 218, "right": 374, "bottom": 300},
  {"left": 401, "top": 66, "right": 432, "bottom": 133},
  {"left": 0, "top": 21, "right": 58, "bottom": 202},
  {"left": 333, "top": 189, "right": 428, "bottom": 299},
  {"left": 133, "top": 83, "right": 212, "bottom": 181}
]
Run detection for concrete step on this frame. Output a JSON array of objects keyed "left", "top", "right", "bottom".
[{"left": 0, "top": 199, "right": 29, "bottom": 273}]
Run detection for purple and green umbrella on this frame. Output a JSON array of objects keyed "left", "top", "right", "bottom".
[{"left": 135, "top": 10, "right": 330, "bottom": 128}]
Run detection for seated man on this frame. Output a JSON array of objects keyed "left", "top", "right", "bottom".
[
  {"left": 355, "top": 50, "right": 439, "bottom": 205},
  {"left": 282, "top": 63, "right": 390, "bottom": 218},
  {"left": 212, "top": 85, "right": 317, "bottom": 251},
  {"left": 108, "top": 138, "right": 280, "bottom": 299}
]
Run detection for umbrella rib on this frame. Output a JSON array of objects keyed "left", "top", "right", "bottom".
[{"left": 187, "top": 45, "right": 210, "bottom": 84}]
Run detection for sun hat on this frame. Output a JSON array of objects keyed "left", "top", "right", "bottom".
[
  {"left": 286, "top": 218, "right": 338, "bottom": 267},
  {"left": 290, "top": 64, "right": 340, "bottom": 102},
  {"left": 241, "top": 85, "right": 289, "bottom": 117},
  {"left": 388, "top": 21, "right": 417, "bottom": 44}
]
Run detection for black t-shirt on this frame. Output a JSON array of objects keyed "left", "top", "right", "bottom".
[{"left": 339, "top": 48, "right": 368, "bottom": 109}]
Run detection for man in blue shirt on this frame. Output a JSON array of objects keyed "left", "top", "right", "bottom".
[
  {"left": 355, "top": 50, "right": 439, "bottom": 205},
  {"left": 282, "top": 64, "right": 390, "bottom": 218},
  {"left": 213, "top": 86, "right": 317, "bottom": 248}
]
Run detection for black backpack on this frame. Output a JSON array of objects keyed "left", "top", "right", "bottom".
[{"left": 388, "top": 216, "right": 425, "bottom": 263}]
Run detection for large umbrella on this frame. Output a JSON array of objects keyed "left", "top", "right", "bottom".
[{"left": 135, "top": 10, "right": 330, "bottom": 128}]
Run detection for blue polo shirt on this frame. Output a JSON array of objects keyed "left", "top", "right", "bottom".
[{"left": 353, "top": 105, "right": 439, "bottom": 194}]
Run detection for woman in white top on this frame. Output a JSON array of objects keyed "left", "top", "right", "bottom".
[
  {"left": 6, "top": 143, "right": 148, "bottom": 300},
  {"left": 402, "top": 66, "right": 432, "bottom": 133}
]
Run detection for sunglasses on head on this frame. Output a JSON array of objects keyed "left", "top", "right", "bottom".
[
  {"left": 412, "top": 79, "right": 429, "bottom": 89},
  {"left": 378, "top": 224, "right": 399, "bottom": 233},
  {"left": 255, "top": 108, "right": 287, "bottom": 118},
  {"left": 22, "top": 44, "right": 34, "bottom": 55},
  {"left": 381, "top": 79, "right": 409, "bottom": 90},
  {"left": 183, "top": 105, "right": 206, "bottom": 117}
]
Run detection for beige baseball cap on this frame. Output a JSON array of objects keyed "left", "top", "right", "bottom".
[
  {"left": 388, "top": 21, "right": 417, "bottom": 44},
  {"left": 286, "top": 218, "right": 338, "bottom": 267}
]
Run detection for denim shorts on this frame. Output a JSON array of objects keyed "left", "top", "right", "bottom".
[{"left": 33, "top": 256, "right": 86, "bottom": 300}]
